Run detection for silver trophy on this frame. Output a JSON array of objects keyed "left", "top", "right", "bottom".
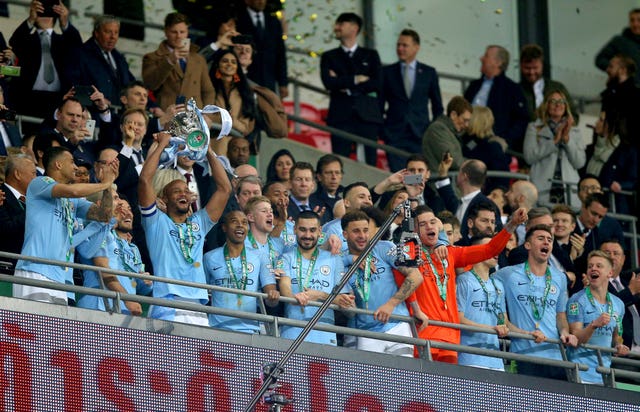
[{"left": 159, "top": 98, "right": 233, "bottom": 167}]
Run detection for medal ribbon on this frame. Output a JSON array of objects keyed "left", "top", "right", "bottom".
[
  {"left": 423, "top": 247, "right": 449, "bottom": 303},
  {"left": 176, "top": 218, "right": 195, "bottom": 264},
  {"left": 248, "top": 231, "right": 277, "bottom": 268},
  {"left": 585, "top": 286, "right": 622, "bottom": 335},
  {"left": 115, "top": 232, "right": 143, "bottom": 273},
  {"left": 524, "top": 261, "right": 552, "bottom": 324},
  {"left": 296, "top": 247, "right": 318, "bottom": 291},
  {"left": 224, "top": 245, "right": 248, "bottom": 300},
  {"left": 62, "top": 198, "right": 74, "bottom": 262},
  {"left": 354, "top": 254, "right": 372, "bottom": 307},
  {"left": 470, "top": 269, "right": 504, "bottom": 324}
]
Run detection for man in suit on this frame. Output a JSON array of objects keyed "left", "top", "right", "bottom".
[
  {"left": 0, "top": 154, "right": 37, "bottom": 273},
  {"left": 66, "top": 15, "right": 135, "bottom": 110},
  {"left": 519, "top": 44, "right": 578, "bottom": 122},
  {"left": 9, "top": 0, "right": 81, "bottom": 122},
  {"left": 572, "top": 192, "right": 625, "bottom": 278},
  {"left": 236, "top": 0, "right": 288, "bottom": 97},
  {"left": 0, "top": 86, "right": 22, "bottom": 156},
  {"left": 309, "top": 154, "right": 344, "bottom": 223},
  {"left": 381, "top": 29, "right": 443, "bottom": 172},
  {"left": 601, "top": 239, "right": 640, "bottom": 351},
  {"left": 287, "top": 162, "right": 325, "bottom": 223},
  {"left": 320, "top": 12, "right": 383, "bottom": 166},
  {"left": 464, "top": 45, "right": 528, "bottom": 153}
]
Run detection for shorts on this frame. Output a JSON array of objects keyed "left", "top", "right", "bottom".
[
  {"left": 357, "top": 322, "right": 414, "bottom": 357},
  {"left": 149, "top": 296, "right": 208, "bottom": 326},
  {"left": 13, "top": 270, "right": 68, "bottom": 305}
]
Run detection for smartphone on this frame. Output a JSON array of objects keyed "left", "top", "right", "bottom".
[
  {"left": 231, "top": 34, "right": 253, "bottom": 45},
  {"left": 74, "top": 85, "right": 94, "bottom": 108},
  {"left": 0, "top": 32, "right": 7, "bottom": 54},
  {"left": 0, "top": 66, "right": 20, "bottom": 77},
  {"left": 0, "top": 109, "right": 16, "bottom": 121},
  {"left": 175, "top": 95, "right": 186, "bottom": 105},
  {"left": 85, "top": 119, "right": 96, "bottom": 139},
  {"left": 181, "top": 38, "right": 190, "bottom": 50},
  {"left": 442, "top": 151, "right": 451, "bottom": 161},
  {"left": 38, "top": 0, "right": 58, "bottom": 17},
  {"left": 403, "top": 174, "right": 423, "bottom": 185}
]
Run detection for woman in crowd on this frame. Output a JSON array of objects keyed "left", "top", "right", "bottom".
[
  {"left": 523, "top": 90, "right": 585, "bottom": 207},
  {"left": 209, "top": 49, "right": 257, "bottom": 156},
  {"left": 266, "top": 149, "right": 296, "bottom": 189},
  {"left": 461, "top": 106, "right": 510, "bottom": 191}
]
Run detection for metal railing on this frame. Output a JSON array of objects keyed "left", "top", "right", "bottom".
[{"left": 2, "top": 250, "right": 640, "bottom": 387}]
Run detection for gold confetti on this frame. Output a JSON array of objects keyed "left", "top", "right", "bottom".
[
  {"left": 310, "top": 13, "right": 318, "bottom": 22},
  {"left": 495, "top": 9, "right": 503, "bottom": 14}
]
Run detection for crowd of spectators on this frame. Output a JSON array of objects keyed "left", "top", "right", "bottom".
[{"left": 0, "top": 1, "right": 639, "bottom": 386}]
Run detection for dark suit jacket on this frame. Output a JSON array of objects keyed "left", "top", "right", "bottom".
[
  {"left": 236, "top": 9, "right": 287, "bottom": 91},
  {"left": 572, "top": 216, "right": 625, "bottom": 277},
  {"left": 0, "top": 122, "right": 22, "bottom": 155},
  {"left": 309, "top": 185, "right": 343, "bottom": 223},
  {"left": 66, "top": 38, "right": 136, "bottom": 107},
  {"left": 464, "top": 72, "right": 529, "bottom": 152},
  {"left": 287, "top": 195, "right": 326, "bottom": 224},
  {"left": 609, "top": 274, "right": 640, "bottom": 348},
  {"left": 320, "top": 46, "right": 383, "bottom": 125},
  {"left": 519, "top": 77, "right": 579, "bottom": 123},
  {"left": 380, "top": 61, "right": 443, "bottom": 145},
  {"left": 0, "top": 183, "right": 26, "bottom": 271},
  {"left": 9, "top": 20, "right": 82, "bottom": 102},
  {"left": 442, "top": 190, "right": 503, "bottom": 239}
]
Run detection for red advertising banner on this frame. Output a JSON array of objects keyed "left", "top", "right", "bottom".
[{"left": 0, "top": 307, "right": 635, "bottom": 411}]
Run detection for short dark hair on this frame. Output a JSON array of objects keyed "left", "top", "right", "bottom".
[
  {"left": 43, "top": 146, "right": 71, "bottom": 171},
  {"left": 164, "top": 12, "right": 189, "bottom": 28},
  {"left": 316, "top": 154, "right": 343, "bottom": 175},
  {"left": 528, "top": 206, "right": 551, "bottom": 221},
  {"left": 614, "top": 53, "right": 637, "bottom": 78},
  {"left": 469, "top": 234, "right": 493, "bottom": 246},
  {"left": 524, "top": 224, "right": 552, "bottom": 242},
  {"left": 413, "top": 204, "right": 434, "bottom": 219},
  {"left": 120, "top": 80, "right": 147, "bottom": 97},
  {"left": 335, "top": 12, "right": 362, "bottom": 32},
  {"left": 584, "top": 192, "right": 609, "bottom": 209},
  {"left": 290, "top": 162, "right": 314, "bottom": 180},
  {"left": 262, "top": 180, "right": 286, "bottom": 195},
  {"left": 520, "top": 44, "right": 544, "bottom": 63},
  {"left": 437, "top": 210, "right": 460, "bottom": 228},
  {"left": 120, "top": 107, "right": 149, "bottom": 127},
  {"left": 58, "top": 97, "right": 83, "bottom": 112},
  {"left": 468, "top": 200, "right": 496, "bottom": 221},
  {"left": 341, "top": 210, "right": 369, "bottom": 230},
  {"left": 33, "top": 131, "right": 65, "bottom": 162},
  {"left": 399, "top": 28, "right": 420, "bottom": 45},
  {"left": 406, "top": 154, "right": 428, "bottom": 169},
  {"left": 295, "top": 210, "right": 321, "bottom": 225},
  {"left": 446, "top": 96, "right": 472, "bottom": 116},
  {"left": 343, "top": 182, "right": 369, "bottom": 200}
]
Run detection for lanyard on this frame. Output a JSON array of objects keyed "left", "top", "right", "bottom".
[
  {"left": 524, "top": 261, "right": 552, "bottom": 329},
  {"left": 354, "top": 254, "right": 373, "bottom": 310},
  {"left": 115, "top": 232, "right": 143, "bottom": 273},
  {"left": 470, "top": 269, "right": 504, "bottom": 325},
  {"left": 585, "top": 286, "right": 622, "bottom": 335},
  {"left": 423, "top": 247, "right": 449, "bottom": 308},
  {"left": 176, "top": 218, "right": 197, "bottom": 266},
  {"left": 296, "top": 247, "right": 318, "bottom": 291},
  {"left": 248, "top": 231, "right": 277, "bottom": 268},
  {"left": 224, "top": 245, "right": 248, "bottom": 307},
  {"left": 62, "top": 198, "right": 74, "bottom": 263}
]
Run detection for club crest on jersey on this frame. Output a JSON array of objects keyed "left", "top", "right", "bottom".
[
  {"left": 549, "top": 285, "right": 557, "bottom": 295},
  {"left": 320, "top": 265, "right": 331, "bottom": 276},
  {"left": 247, "top": 263, "right": 255, "bottom": 273},
  {"left": 190, "top": 222, "right": 200, "bottom": 232}
]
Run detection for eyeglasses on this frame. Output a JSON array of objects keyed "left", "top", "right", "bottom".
[
  {"left": 579, "top": 185, "right": 601, "bottom": 192},
  {"left": 548, "top": 98, "right": 566, "bottom": 105}
]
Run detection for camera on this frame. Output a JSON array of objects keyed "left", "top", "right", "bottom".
[
  {"left": 232, "top": 35, "right": 253, "bottom": 45},
  {"left": 0, "top": 109, "right": 17, "bottom": 121}
]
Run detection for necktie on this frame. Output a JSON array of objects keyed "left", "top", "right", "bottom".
[
  {"left": 179, "top": 58, "right": 187, "bottom": 72},
  {"left": 403, "top": 64, "right": 412, "bottom": 97},
  {"left": 19, "top": 195, "right": 26, "bottom": 203},
  {"left": 104, "top": 51, "right": 119, "bottom": 79},
  {"left": 132, "top": 150, "right": 144, "bottom": 165},
  {"left": 40, "top": 31, "right": 54, "bottom": 84},
  {"left": 255, "top": 13, "right": 264, "bottom": 42},
  {"left": 184, "top": 173, "right": 198, "bottom": 211},
  {"left": 0, "top": 133, "right": 6, "bottom": 156},
  {"left": 612, "top": 277, "right": 624, "bottom": 292},
  {"left": 300, "top": 204, "right": 309, "bottom": 212}
]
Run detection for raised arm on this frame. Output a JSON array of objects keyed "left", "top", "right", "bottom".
[
  {"left": 138, "top": 132, "right": 170, "bottom": 208},
  {"left": 204, "top": 147, "right": 232, "bottom": 223}
]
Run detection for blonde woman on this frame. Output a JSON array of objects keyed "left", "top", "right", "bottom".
[{"left": 523, "top": 91, "right": 585, "bottom": 206}]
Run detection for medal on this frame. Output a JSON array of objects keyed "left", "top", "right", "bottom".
[
  {"left": 525, "top": 262, "right": 552, "bottom": 327},
  {"left": 176, "top": 219, "right": 196, "bottom": 264},
  {"left": 423, "top": 247, "right": 449, "bottom": 308},
  {"left": 194, "top": 262, "right": 201, "bottom": 268},
  {"left": 585, "top": 286, "right": 621, "bottom": 334},
  {"left": 354, "top": 254, "right": 372, "bottom": 312},
  {"left": 224, "top": 245, "right": 248, "bottom": 306}
]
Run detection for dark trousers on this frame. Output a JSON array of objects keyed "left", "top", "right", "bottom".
[
  {"left": 330, "top": 120, "right": 380, "bottom": 167},
  {"left": 517, "top": 360, "right": 568, "bottom": 381}
]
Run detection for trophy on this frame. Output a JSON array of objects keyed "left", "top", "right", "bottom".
[{"left": 159, "top": 98, "right": 233, "bottom": 167}]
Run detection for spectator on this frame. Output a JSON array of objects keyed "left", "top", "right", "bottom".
[
  {"left": 598, "top": 121, "right": 637, "bottom": 215},
  {"left": 464, "top": 45, "right": 529, "bottom": 152},
  {"left": 438, "top": 210, "right": 462, "bottom": 246},
  {"left": 519, "top": 44, "right": 578, "bottom": 122},
  {"left": 585, "top": 112, "right": 621, "bottom": 178},
  {"left": 495, "top": 224, "right": 578, "bottom": 380},
  {"left": 320, "top": 12, "right": 383, "bottom": 165},
  {"left": 456, "top": 199, "right": 498, "bottom": 246},
  {"left": 198, "top": 8, "right": 239, "bottom": 61},
  {"left": 204, "top": 209, "right": 278, "bottom": 333},
  {"left": 421, "top": 96, "right": 472, "bottom": 173},
  {"left": 227, "top": 136, "right": 251, "bottom": 169},
  {"left": 568, "top": 250, "right": 629, "bottom": 384},
  {"left": 0, "top": 154, "right": 37, "bottom": 273},
  {"left": 456, "top": 235, "right": 509, "bottom": 371},
  {"left": 138, "top": 132, "right": 231, "bottom": 325},
  {"left": 600, "top": 54, "right": 640, "bottom": 138},
  {"left": 209, "top": 49, "right": 257, "bottom": 156},
  {"left": 0, "top": 85, "right": 22, "bottom": 156},
  {"left": 276, "top": 211, "right": 350, "bottom": 346},
  {"left": 9, "top": 0, "right": 81, "bottom": 121},
  {"left": 505, "top": 180, "right": 539, "bottom": 244},
  {"left": 236, "top": 0, "right": 288, "bottom": 97},
  {"left": 384, "top": 189, "right": 410, "bottom": 243},
  {"left": 66, "top": 15, "right": 136, "bottom": 109},
  {"left": 266, "top": 149, "right": 295, "bottom": 189},
  {"left": 142, "top": 12, "right": 214, "bottom": 111},
  {"left": 487, "top": 186, "right": 509, "bottom": 224},
  {"left": 552, "top": 204, "right": 585, "bottom": 292},
  {"left": 14, "top": 146, "right": 116, "bottom": 304},
  {"left": 407, "top": 205, "right": 525, "bottom": 363},
  {"left": 341, "top": 210, "right": 425, "bottom": 355},
  {"left": 523, "top": 90, "right": 585, "bottom": 207},
  {"left": 380, "top": 28, "right": 443, "bottom": 172},
  {"left": 601, "top": 239, "right": 640, "bottom": 350},
  {"left": 287, "top": 162, "right": 323, "bottom": 222},
  {"left": 595, "top": 8, "right": 640, "bottom": 85},
  {"left": 461, "top": 106, "right": 510, "bottom": 191},
  {"left": 117, "top": 108, "right": 149, "bottom": 171},
  {"left": 310, "top": 154, "right": 344, "bottom": 223}
]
